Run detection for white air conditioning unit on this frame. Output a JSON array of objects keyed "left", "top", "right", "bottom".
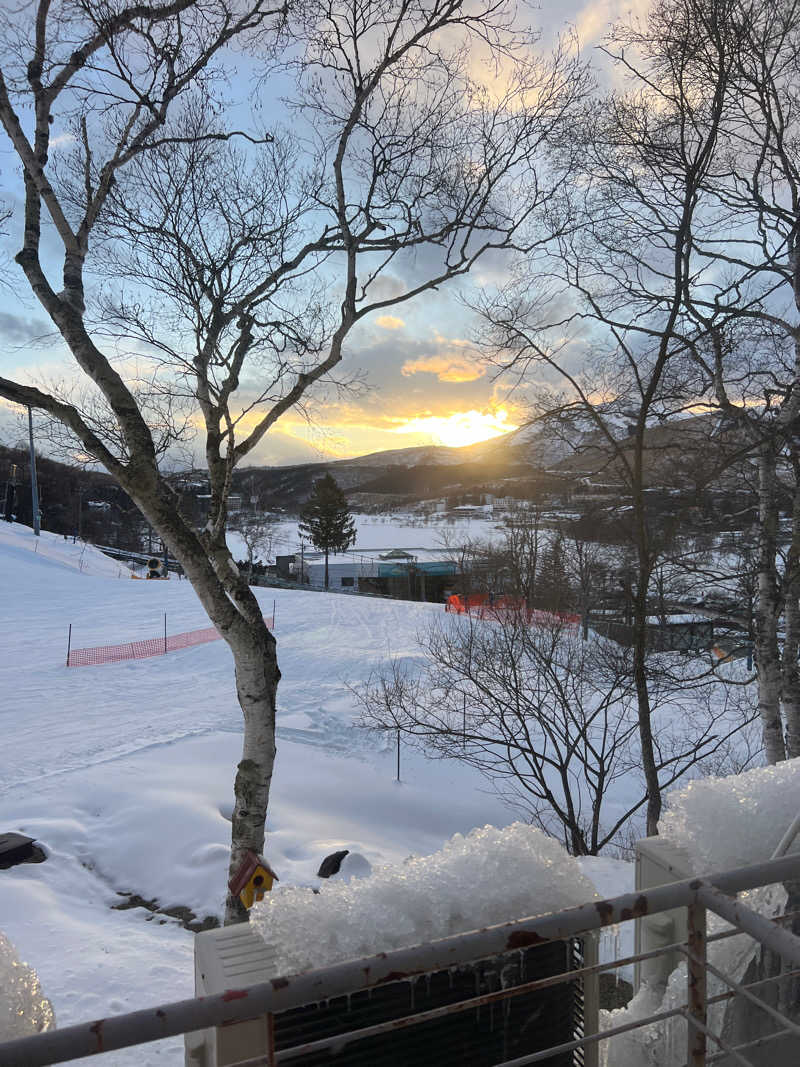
[
  {"left": 634, "top": 836, "right": 693, "bottom": 993},
  {"left": 187, "top": 923, "right": 600, "bottom": 1067},
  {"left": 186, "top": 923, "right": 278, "bottom": 1066}
]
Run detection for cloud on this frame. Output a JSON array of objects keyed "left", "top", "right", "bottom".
[
  {"left": 401, "top": 354, "right": 486, "bottom": 383},
  {"left": 0, "top": 311, "right": 56, "bottom": 347},
  {"left": 375, "top": 315, "right": 405, "bottom": 330},
  {"left": 49, "top": 132, "right": 76, "bottom": 149}
]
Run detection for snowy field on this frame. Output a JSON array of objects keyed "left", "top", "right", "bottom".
[
  {"left": 226, "top": 510, "right": 506, "bottom": 563},
  {"left": 0, "top": 522, "right": 630, "bottom": 1065}
]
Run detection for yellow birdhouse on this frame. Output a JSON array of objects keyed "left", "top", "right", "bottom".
[{"left": 228, "top": 850, "right": 279, "bottom": 910}]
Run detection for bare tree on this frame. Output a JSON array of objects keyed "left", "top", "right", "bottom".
[
  {"left": 469, "top": 0, "right": 752, "bottom": 832},
  {"left": 238, "top": 514, "right": 280, "bottom": 582},
  {"left": 0, "top": 0, "right": 589, "bottom": 920},
  {"left": 667, "top": 0, "right": 800, "bottom": 760},
  {"left": 357, "top": 611, "right": 753, "bottom": 854},
  {"left": 595, "top": 0, "right": 800, "bottom": 763}
]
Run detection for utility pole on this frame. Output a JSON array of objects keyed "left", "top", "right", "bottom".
[{"left": 28, "top": 406, "right": 40, "bottom": 535}]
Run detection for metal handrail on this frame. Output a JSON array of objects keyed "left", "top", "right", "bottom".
[{"left": 3, "top": 852, "right": 800, "bottom": 1067}]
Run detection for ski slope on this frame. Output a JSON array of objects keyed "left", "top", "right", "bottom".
[{"left": 0, "top": 522, "right": 629, "bottom": 1065}]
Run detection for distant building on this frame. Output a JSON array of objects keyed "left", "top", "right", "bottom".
[
  {"left": 305, "top": 557, "right": 377, "bottom": 589},
  {"left": 275, "top": 552, "right": 377, "bottom": 590}
]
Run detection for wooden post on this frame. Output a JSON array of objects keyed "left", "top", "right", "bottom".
[
  {"left": 396, "top": 728, "right": 401, "bottom": 782},
  {"left": 164, "top": 613, "right": 168, "bottom": 654},
  {"left": 66, "top": 624, "right": 72, "bottom": 667}
]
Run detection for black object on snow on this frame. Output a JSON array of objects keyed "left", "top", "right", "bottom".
[
  {"left": 0, "top": 832, "right": 46, "bottom": 869},
  {"left": 317, "top": 849, "right": 349, "bottom": 878}
]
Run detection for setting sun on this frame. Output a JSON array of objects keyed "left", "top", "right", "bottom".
[{"left": 391, "top": 409, "right": 518, "bottom": 448}]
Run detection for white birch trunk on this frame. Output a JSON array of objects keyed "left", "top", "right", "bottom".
[
  {"left": 115, "top": 487, "right": 281, "bottom": 926},
  {"left": 225, "top": 623, "right": 279, "bottom": 924},
  {"left": 755, "top": 443, "right": 787, "bottom": 764},
  {"left": 781, "top": 458, "right": 800, "bottom": 758},
  {"left": 782, "top": 589, "right": 800, "bottom": 758}
]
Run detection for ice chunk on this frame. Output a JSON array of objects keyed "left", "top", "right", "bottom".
[
  {"left": 0, "top": 932, "right": 55, "bottom": 1039},
  {"left": 252, "top": 822, "right": 598, "bottom": 976},
  {"left": 659, "top": 757, "right": 800, "bottom": 873}
]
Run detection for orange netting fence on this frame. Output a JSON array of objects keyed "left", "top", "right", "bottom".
[
  {"left": 67, "top": 615, "right": 274, "bottom": 668},
  {"left": 445, "top": 594, "right": 580, "bottom": 628}
]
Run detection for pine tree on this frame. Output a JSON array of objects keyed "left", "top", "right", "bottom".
[{"left": 299, "top": 474, "right": 357, "bottom": 588}]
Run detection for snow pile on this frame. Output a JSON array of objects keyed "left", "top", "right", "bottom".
[
  {"left": 252, "top": 823, "right": 598, "bottom": 976},
  {"left": 601, "top": 761, "right": 800, "bottom": 1065},
  {"left": 659, "top": 758, "right": 800, "bottom": 872},
  {"left": 0, "top": 932, "right": 55, "bottom": 1039}
]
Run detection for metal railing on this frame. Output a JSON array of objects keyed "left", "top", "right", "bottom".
[{"left": 3, "top": 853, "right": 800, "bottom": 1066}]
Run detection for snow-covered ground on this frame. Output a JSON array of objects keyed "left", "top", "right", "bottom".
[
  {"left": 226, "top": 510, "right": 506, "bottom": 563},
  {"left": 0, "top": 522, "right": 630, "bottom": 1065}
]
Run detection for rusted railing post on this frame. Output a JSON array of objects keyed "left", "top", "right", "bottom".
[{"left": 687, "top": 893, "right": 707, "bottom": 1066}]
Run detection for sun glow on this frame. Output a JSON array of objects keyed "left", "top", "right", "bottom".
[{"left": 392, "top": 408, "right": 518, "bottom": 448}]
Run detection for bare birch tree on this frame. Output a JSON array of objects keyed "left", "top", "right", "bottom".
[
  {"left": 470, "top": 0, "right": 739, "bottom": 832},
  {"left": 608, "top": 0, "right": 800, "bottom": 762},
  {"left": 0, "top": 0, "right": 589, "bottom": 920}
]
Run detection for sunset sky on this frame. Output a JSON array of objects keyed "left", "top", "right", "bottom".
[{"left": 0, "top": 0, "right": 637, "bottom": 467}]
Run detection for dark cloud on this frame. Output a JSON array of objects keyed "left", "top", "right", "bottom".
[{"left": 0, "top": 311, "right": 55, "bottom": 347}]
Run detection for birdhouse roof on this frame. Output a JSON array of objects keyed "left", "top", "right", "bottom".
[{"left": 228, "top": 850, "right": 279, "bottom": 897}]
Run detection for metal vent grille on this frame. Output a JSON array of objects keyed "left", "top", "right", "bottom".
[{"left": 273, "top": 938, "right": 586, "bottom": 1065}]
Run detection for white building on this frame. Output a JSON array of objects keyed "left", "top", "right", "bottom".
[{"left": 303, "top": 553, "right": 379, "bottom": 590}]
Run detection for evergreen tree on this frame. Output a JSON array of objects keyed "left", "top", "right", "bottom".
[{"left": 299, "top": 474, "right": 357, "bottom": 588}]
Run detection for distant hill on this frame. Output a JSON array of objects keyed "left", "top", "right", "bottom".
[
  {"left": 233, "top": 427, "right": 559, "bottom": 511},
  {"left": 232, "top": 413, "right": 744, "bottom": 512}
]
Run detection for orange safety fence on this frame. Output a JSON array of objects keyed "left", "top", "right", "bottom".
[
  {"left": 445, "top": 594, "right": 580, "bottom": 628},
  {"left": 67, "top": 615, "right": 274, "bottom": 668}
]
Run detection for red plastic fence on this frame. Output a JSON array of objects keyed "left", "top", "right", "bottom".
[
  {"left": 445, "top": 594, "right": 580, "bottom": 628},
  {"left": 67, "top": 615, "right": 274, "bottom": 667}
]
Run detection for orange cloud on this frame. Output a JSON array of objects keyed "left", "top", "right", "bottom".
[
  {"left": 401, "top": 355, "right": 485, "bottom": 383},
  {"left": 375, "top": 315, "right": 405, "bottom": 330}
]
